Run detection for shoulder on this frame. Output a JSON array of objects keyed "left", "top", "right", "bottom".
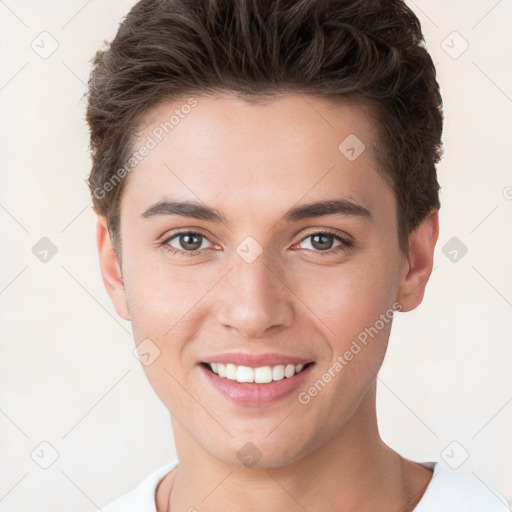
[
  {"left": 414, "top": 462, "right": 511, "bottom": 512},
  {"left": 100, "top": 460, "right": 179, "bottom": 512}
]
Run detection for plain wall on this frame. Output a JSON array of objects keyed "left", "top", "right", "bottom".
[{"left": 0, "top": 0, "right": 511, "bottom": 510}]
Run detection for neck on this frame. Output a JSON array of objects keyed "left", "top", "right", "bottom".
[{"left": 158, "top": 383, "right": 432, "bottom": 512}]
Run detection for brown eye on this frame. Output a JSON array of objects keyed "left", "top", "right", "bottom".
[
  {"left": 310, "top": 233, "right": 336, "bottom": 250},
  {"left": 296, "top": 231, "right": 353, "bottom": 257},
  {"left": 176, "top": 233, "right": 203, "bottom": 251},
  {"left": 163, "top": 231, "right": 211, "bottom": 255},
  {"left": 299, "top": 232, "right": 343, "bottom": 251}
]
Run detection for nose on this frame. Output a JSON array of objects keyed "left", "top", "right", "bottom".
[{"left": 215, "top": 249, "right": 294, "bottom": 339}]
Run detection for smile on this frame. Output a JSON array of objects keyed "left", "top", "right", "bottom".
[{"left": 205, "top": 362, "right": 311, "bottom": 384}]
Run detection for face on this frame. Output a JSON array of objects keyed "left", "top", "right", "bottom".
[{"left": 98, "top": 94, "right": 434, "bottom": 468}]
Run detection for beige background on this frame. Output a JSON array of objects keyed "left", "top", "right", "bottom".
[{"left": 1, "top": 0, "right": 511, "bottom": 510}]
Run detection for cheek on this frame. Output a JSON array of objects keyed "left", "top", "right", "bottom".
[
  {"left": 292, "top": 254, "right": 400, "bottom": 340},
  {"left": 123, "top": 266, "right": 203, "bottom": 409},
  {"left": 123, "top": 263, "right": 223, "bottom": 399},
  {"left": 123, "top": 257, "right": 212, "bottom": 335}
]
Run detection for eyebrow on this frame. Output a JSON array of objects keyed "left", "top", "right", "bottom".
[{"left": 140, "top": 198, "right": 371, "bottom": 223}]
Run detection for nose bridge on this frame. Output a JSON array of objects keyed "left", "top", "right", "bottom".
[{"left": 216, "top": 244, "right": 293, "bottom": 338}]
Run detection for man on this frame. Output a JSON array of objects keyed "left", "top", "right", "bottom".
[{"left": 87, "top": 0, "right": 510, "bottom": 510}]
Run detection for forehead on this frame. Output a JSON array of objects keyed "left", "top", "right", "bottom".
[
  {"left": 121, "top": 93, "right": 393, "bottom": 223},
  {"left": 137, "top": 93, "right": 379, "bottom": 162}
]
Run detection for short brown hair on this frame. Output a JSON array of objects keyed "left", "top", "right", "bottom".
[{"left": 86, "top": 0, "right": 443, "bottom": 257}]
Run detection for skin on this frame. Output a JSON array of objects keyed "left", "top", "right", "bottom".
[{"left": 96, "top": 94, "right": 439, "bottom": 511}]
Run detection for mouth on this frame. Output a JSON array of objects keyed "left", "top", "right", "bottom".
[
  {"left": 201, "top": 361, "right": 314, "bottom": 384},
  {"left": 199, "top": 356, "right": 315, "bottom": 406}
]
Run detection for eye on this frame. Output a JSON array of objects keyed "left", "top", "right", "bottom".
[
  {"left": 159, "top": 229, "right": 353, "bottom": 258},
  {"left": 296, "top": 231, "right": 353, "bottom": 256},
  {"left": 160, "top": 231, "right": 214, "bottom": 257}
]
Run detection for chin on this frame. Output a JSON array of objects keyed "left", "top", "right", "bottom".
[{"left": 202, "top": 427, "right": 318, "bottom": 470}]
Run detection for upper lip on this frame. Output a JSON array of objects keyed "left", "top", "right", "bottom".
[{"left": 202, "top": 352, "right": 314, "bottom": 367}]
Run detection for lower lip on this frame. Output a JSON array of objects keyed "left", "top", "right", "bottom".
[{"left": 199, "top": 363, "right": 314, "bottom": 406}]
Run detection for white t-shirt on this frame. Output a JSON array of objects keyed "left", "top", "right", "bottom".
[{"left": 101, "top": 460, "right": 511, "bottom": 512}]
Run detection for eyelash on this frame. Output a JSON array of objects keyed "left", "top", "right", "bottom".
[{"left": 159, "top": 230, "right": 353, "bottom": 258}]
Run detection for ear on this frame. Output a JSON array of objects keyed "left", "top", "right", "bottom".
[
  {"left": 96, "top": 215, "right": 130, "bottom": 321},
  {"left": 396, "top": 209, "right": 439, "bottom": 312}
]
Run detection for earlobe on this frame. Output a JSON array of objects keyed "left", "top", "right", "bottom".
[
  {"left": 396, "top": 209, "right": 439, "bottom": 312},
  {"left": 96, "top": 215, "right": 131, "bottom": 321}
]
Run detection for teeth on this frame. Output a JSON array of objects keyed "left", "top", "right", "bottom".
[
  {"left": 208, "top": 362, "right": 307, "bottom": 383},
  {"left": 217, "top": 363, "right": 226, "bottom": 378},
  {"left": 237, "top": 365, "right": 254, "bottom": 383},
  {"left": 272, "top": 365, "right": 285, "bottom": 381},
  {"left": 254, "top": 366, "right": 272, "bottom": 383},
  {"left": 226, "top": 363, "right": 237, "bottom": 380},
  {"left": 284, "top": 364, "right": 295, "bottom": 378}
]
